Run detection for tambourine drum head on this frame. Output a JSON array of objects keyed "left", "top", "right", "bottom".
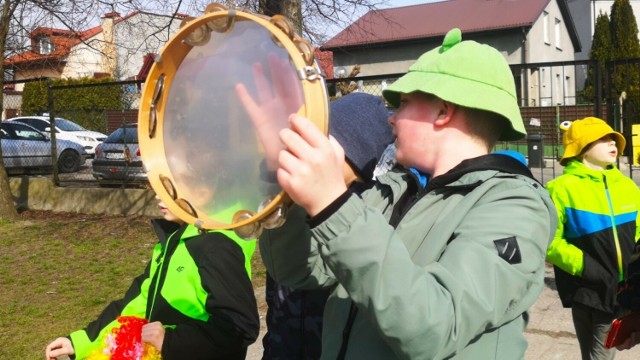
[{"left": 162, "top": 21, "right": 302, "bottom": 226}]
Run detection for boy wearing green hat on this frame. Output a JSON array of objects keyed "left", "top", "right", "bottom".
[
  {"left": 546, "top": 117, "right": 640, "bottom": 360},
  {"left": 252, "top": 28, "right": 557, "bottom": 359}
]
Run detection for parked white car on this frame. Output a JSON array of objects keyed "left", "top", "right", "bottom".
[
  {"left": 1, "top": 121, "right": 86, "bottom": 173},
  {"left": 7, "top": 116, "right": 107, "bottom": 157}
]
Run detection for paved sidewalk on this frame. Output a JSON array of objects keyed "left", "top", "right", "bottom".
[
  {"left": 246, "top": 264, "right": 640, "bottom": 359},
  {"left": 526, "top": 264, "right": 640, "bottom": 360}
]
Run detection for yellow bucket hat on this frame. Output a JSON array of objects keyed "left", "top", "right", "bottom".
[
  {"left": 382, "top": 28, "right": 525, "bottom": 141},
  {"left": 559, "top": 117, "right": 625, "bottom": 165}
]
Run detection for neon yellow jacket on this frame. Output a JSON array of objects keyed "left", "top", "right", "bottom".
[{"left": 546, "top": 160, "right": 640, "bottom": 312}]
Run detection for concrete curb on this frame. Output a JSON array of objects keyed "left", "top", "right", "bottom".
[{"left": 9, "top": 176, "right": 161, "bottom": 217}]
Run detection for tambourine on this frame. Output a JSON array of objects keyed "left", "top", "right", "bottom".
[{"left": 138, "top": 3, "right": 328, "bottom": 238}]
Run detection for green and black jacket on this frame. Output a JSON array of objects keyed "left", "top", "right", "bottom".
[
  {"left": 68, "top": 219, "right": 259, "bottom": 359},
  {"left": 547, "top": 160, "right": 640, "bottom": 313}
]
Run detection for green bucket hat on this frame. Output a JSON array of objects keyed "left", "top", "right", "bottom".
[{"left": 382, "top": 28, "right": 526, "bottom": 141}]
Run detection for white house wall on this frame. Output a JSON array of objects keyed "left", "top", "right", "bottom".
[
  {"left": 63, "top": 13, "right": 182, "bottom": 81},
  {"left": 62, "top": 34, "right": 106, "bottom": 78},
  {"left": 114, "top": 13, "right": 182, "bottom": 80},
  {"left": 525, "top": 0, "right": 577, "bottom": 106},
  {"left": 528, "top": 0, "right": 575, "bottom": 63}
]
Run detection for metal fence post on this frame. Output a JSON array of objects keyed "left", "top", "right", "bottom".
[{"left": 47, "top": 78, "right": 59, "bottom": 185}]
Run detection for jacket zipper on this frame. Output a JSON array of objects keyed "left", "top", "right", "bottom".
[
  {"left": 147, "top": 230, "right": 176, "bottom": 319},
  {"left": 603, "top": 174, "right": 624, "bottom": 282}
]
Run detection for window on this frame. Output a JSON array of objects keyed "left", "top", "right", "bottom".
[
  {"left": 106, "top": 126, "right": 138, "bottom": 144},
  {"left": 14, "top": 118, "right": 46, "bottom": 131},
  {"left": 543, "top": 11, "right": 550, "bottom": 45},
  {"left": 555, "top": 18, "right": 562, "bottom": 49},
  {"left": 37, "top": 37, "right": 54, "bottom": 54},
  {"left": 11, "top": 123, "right": 45, "bottom": 140}
]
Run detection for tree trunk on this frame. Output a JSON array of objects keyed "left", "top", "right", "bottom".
[
  {"left": 0, "top": 0, "right": 20, "bottom": 221},
  {"left": 259, "top": 0, "right": 303, "bottom": 36}
]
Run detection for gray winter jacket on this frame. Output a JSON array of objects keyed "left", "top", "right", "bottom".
[{"left": 260, "top": 154, "right": 557, "bottom": 359}]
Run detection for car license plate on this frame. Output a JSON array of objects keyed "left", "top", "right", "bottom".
[{"left": 105, "top": 152, "right": 124, "bottom": 160}]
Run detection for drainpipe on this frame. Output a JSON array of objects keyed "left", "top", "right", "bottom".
[{"left": 522, "top": 27, "right": 528, "bottom": 107}]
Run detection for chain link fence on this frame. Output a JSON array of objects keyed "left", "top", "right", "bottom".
[
  {"left": 2, "top": 78, "right": 143, "bottom": 187},
  {"left": 326, "top": 59, "right": 640, "bottom": 185},
  {"left": 4, "top": 58, "right": 640, "bottom": 188}
]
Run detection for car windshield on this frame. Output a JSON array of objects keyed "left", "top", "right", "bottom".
[
  {"left": 105, "top": 126, "right": 138, "bottom": 144},
  {"left": 55, "top": 118, "right": 87, "bottom": 132}
]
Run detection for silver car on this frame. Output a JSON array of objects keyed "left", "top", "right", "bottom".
[
  {"left": 1, "top": 122, "right": 87, "bottom": 173},
  {"left": 8, "top": 116, "right": 107, "bottom": 157},
  {"left": 92, "top": 124, "right": 147, "bottom": 186}
]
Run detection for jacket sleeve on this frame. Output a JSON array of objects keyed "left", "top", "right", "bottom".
[
  {"left": 310, "top": 178, "right": 554, "bottom": 359},
  {"left": 69, "top": 261, "right": 152, "bottom": 359},
  {"left": 545, "top": 183, "right": 586, "bottom": 276},
  {"left": 633, "top": 180, "right": 640, "bottom": 243},
  {"left": 545, "top": 180, "right": 612, "bottom": 285},
  {"left": 160, "top": 233, "right": 259, "bottom": 360},
  {"left": 259, "top": 204, "right": 338, "bottom": 289}
]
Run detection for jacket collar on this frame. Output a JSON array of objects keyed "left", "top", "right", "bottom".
[
  {"left": 563, "top": 159, "right": 623, "bottom": 181},
  {"left": 425, "top": 153, "right": 537, "bottom": 191}
]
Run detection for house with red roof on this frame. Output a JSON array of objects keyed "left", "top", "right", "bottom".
[
  {"left": 322, "top": 0, "right": 581, "bottom": 106},
  {"left": 4, "top": 11, "right": 186, "bottom": 91}
]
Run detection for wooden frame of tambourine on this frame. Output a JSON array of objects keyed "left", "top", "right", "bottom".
[{"left": 138, "top": 3, "right": 328, "bottom": 235}]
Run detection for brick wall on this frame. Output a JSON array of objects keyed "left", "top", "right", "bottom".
[
  {"left": 519, "top": 104, "right": 608, "bottom": 145},
  {"left": 105, "top": 110, "right": 138, "bottom": 134}
]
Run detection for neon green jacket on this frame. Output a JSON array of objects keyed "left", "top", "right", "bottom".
[
  {"left": 68, "top": 220, "right": 259, "bottom": 359},
  {"left": 546, "top": 160, "right": 640, "bottom": 312}
]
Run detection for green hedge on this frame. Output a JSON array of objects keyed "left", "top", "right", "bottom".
[{"left": 22, "top": 78, "right": 122, "bottom": 133}]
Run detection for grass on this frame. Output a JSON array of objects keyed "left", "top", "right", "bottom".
[{"left": 0, "top": 210, "right": 266, "bottom": 359}]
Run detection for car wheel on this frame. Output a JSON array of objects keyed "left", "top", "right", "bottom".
[{"left": 58, "top": 149, "right": 81, "bottom": 173}]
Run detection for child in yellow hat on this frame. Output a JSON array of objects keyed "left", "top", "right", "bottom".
[{"left": 546, "top": 117, "right": 640, "bottom": 359}]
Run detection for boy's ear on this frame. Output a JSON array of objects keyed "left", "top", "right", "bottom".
[{"left": 434, "top": 101, "right": 455, "bottom": 126}]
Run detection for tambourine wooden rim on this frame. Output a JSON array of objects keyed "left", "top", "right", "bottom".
[{"left": 138, "top": 4, "right": 328, "bottom": 233}]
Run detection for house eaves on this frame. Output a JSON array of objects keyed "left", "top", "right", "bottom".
[
  {"left": 4, "top": 52, "right": 67, "bottom": 69},
  {"left": 322, "top": 0, "right": 580, "bottom": 52}
]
